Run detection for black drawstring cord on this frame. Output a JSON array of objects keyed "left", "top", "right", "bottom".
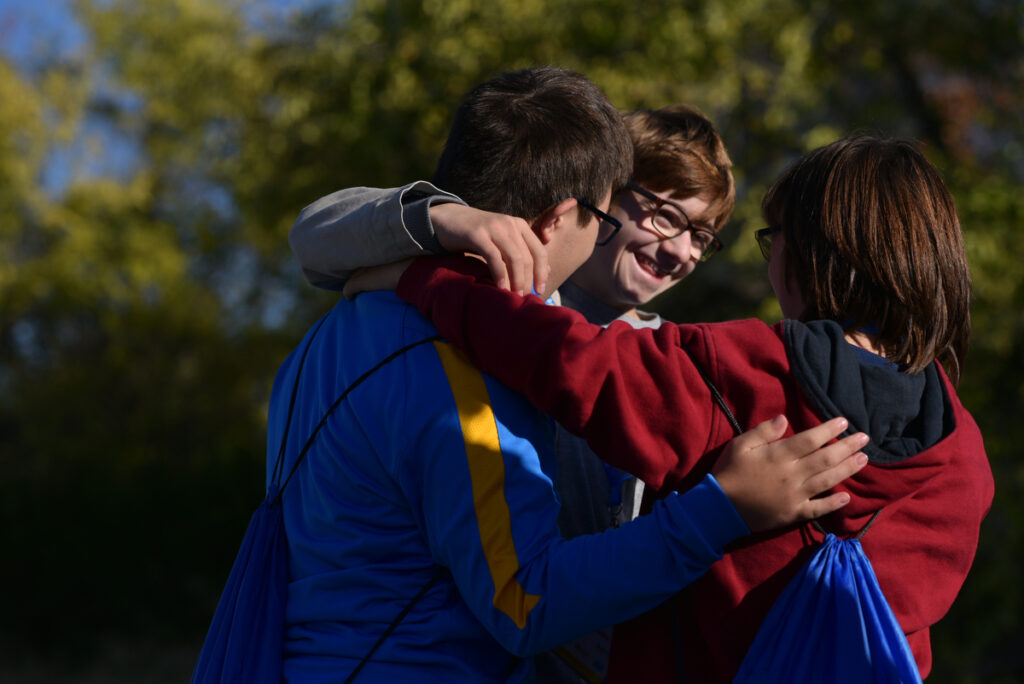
[
  {"left": 269, "top": 330, "right": 445, "bottom": 683},
  {"left": 274, "top": 335, "right": 441, "bottom": 502}
]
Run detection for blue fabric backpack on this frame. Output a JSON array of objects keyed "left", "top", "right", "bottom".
[
  {"left": 681, "top": 350, "right": 923, "bottom": 683},
  {"left": 733, "top": 514, "right": 922, "bottom": 683},
  {"left": 191, "top": 321, "right": 442, "bottom": 683}
]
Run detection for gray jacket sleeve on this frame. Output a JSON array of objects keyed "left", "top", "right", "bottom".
[{"left": 288, "top": 181, "right": 467, "bottom": 290}]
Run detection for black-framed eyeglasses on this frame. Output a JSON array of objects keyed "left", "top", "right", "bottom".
[
  {"left": 755, "top": 226, "right": 781, "bottom": 261},
  {"left": 625, "top": 182, "right": 722, "bottom": 262},
  {"left": 576, "top": 198, "right": 623, "bottom": 246}
]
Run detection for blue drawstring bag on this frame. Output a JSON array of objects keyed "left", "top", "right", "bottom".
[
  {"left": 191, "top": 486, "right": 289, "bottom": 683},
  {"left": 734, "top": 520, "right": 922, "bottom": 683},
  {"left": 191, "top": 318, "right": 326, "bottom": 684},
  {"left": 192, "top": 324, "right": 442, "bottom": 684}
]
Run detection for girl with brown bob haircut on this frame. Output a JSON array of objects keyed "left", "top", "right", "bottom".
[
  {"left": 391, "top": 134, "right": 994, "bottom": 681},
  {"left": 762, "top": 136, "right": 971, "bottom": 384}
]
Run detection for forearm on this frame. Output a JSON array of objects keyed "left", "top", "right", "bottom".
[
  {"left": 412, "top": 349, "right": 745, "bottom": 657},
  {"left": 484, "top": 475, "right": 748, "bottom": 657},
  {"left": 289, "top": 182, "right": 465, "bottom": 289},
  {"left": 397, "top": 256, "right": 715, "bottom": 490}
]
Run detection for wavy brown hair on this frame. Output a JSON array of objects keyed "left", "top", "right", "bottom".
[
  {"left": 623, "top": 104, "right": 735, "bottom": 231},
  {"left": 762, "top": 135, "right": 971, "bottom": 384}
]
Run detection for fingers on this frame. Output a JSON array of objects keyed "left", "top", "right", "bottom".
[
  {"left": 712, "top": 414, "right": 871, "bottom": 532},
  {"left": 793, "top": 431, "right": 869, "bottom": 521},
  {"left": 431, "top": 204, "right": 547, "bottom": 295},
  {"left": 799, "top": 432, "right": 869, "bottom": 494},
  {"left": 775, "top": 416, "right": 851, "bottom": 458},
  {"left": 497, "top": 227, "right": 541, "bottom": 296},
  {"left": 521, "top": 228, "right": 549, "bottom": 297},
  {"left": 490, "top": 219, "right": 545, "bottom": 296},
  {"left": 730, "top": 415, "right": 849, "bottom": 460},
  {"left": 800, "top": 491, "right": 854, "bottom": 520},
  {"left": 473, "top": 240, "right": 512, "bottom": 292},
  {"left": 729, "top": 415, "right": 790, "bottom": 452}
]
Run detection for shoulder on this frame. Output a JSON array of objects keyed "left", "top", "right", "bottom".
[
  {"left": 299, "top": 294, "right": 446, "bottom": 405},
  {"left": 329, "top": 291, "right": 440, "bottom": 342},
  {"left": 936, "top": 366, "right": 993, "bottom": 500},
  {"left": 670, "top": 318, "right": 784, "bottom": 359}
]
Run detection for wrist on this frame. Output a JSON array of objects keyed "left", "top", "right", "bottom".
[{"left": 685, "top": 474, "right": 751, "bottom": 546}]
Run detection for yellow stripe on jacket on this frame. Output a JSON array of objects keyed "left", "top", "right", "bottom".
[{"left": 434, "top": 341, "right": 541, "bottom": 629}]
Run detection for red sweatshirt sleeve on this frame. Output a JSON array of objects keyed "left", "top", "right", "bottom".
[{"left": 397, "top": 256, "right": 718, "bottom": 491}]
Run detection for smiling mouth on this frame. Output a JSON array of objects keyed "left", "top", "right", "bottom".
[{"left": 635, "top": 253, "right": 673, "bottom": 278}]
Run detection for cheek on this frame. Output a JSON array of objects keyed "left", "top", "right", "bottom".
[
  {"left": 615, "top": 218, "right": 658, "bottom": 254},
  {"left": 769, "top": 260, "right": 804, "bottom": 318},
  {"left": 767, "top": 236, "right": 786, "bottom": 290},
  {"left": 594, "top": 237, "right": 628, "bottom": 269},
  {"left": 575, "top": 231, "right": 598, "bottom": 269},
  {"left": 768, "top": 248, "right": 788, "bottom": 298},
  {"left": 768, "top": 256, "right": 782, "bottom": 292}
]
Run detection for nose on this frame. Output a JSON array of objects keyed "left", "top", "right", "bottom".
[{"left": 658, "top": 230, "right": 699, "bottom": 265}]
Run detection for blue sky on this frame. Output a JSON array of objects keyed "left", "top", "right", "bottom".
[
  {"left": 0, "top": 0, "right": 330, "bottom": 67},
  {"left": 0, "top": 0, "right": 85, "bottom": 66},
  {"left": 0, "top": 0, "right": 319, "bottom": 327},
  {"left": 0, "top": 0, "right": 331, "bottom": 194}
]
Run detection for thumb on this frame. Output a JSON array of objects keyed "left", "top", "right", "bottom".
[{"left": 740, "top": 415, "right": 789, "bottom": 450}]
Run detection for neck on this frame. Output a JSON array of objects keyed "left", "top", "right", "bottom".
[
  {"left": 844, "top": 330, "right": 886, "bottom": 357},
  {"left": 558, "top": 280, "right": 636, "bottom": 326}
]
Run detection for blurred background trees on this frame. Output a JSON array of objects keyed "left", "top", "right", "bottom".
[{"left": 0, "top": 0, "right": 1020, "bottom": 680}]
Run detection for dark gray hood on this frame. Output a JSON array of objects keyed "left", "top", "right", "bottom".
[{"left": 784, "top": 320, "right": 954, "bottom": 464}]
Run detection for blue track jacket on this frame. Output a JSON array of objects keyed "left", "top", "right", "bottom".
[{"left": 266, "top": 293, "right": 748, "bottom": 683}]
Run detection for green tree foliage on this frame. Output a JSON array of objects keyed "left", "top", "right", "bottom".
[{"left": 1, "top": 0, "right": 1020, "bottom": 679}]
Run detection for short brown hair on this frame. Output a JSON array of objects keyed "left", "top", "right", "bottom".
[
  {"left": 623, "top": 105, "right": 735, "bottom": 230},
  {"left": 432, "top": 67, "right": 633, "bottom": 226},
  {"left": 762, "top": 135, "right": 971, "bottom": 384}
]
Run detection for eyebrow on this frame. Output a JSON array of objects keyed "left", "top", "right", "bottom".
[
  {"left": 662, "top": 201, "right": 717, "bottom": 234},
  {"left": 631, "top": 183, "right": 718, "bottom": 232}
]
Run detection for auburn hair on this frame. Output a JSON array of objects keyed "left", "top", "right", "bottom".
[{"left": 623, "top": 104, "right": 735, "bottom": 231}]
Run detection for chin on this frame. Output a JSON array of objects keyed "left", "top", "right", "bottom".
[{"left": 619, "top": 292, "right": 648, "bottom": 311}]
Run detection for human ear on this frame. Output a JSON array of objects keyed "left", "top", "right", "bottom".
[{"left": 531, "top": 198, "right": 580, "bottom": 245}]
